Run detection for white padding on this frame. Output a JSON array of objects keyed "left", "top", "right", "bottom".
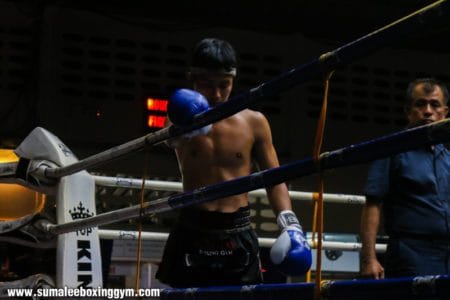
[
  {"left": 15, "top": 127, "right": 78, "bottom": 166},
  {"left": 56, "top": 172, "right": 102, "bottom": 288},
  {"left": 270, "top": 231, "right": 290, "bottom": 265}
]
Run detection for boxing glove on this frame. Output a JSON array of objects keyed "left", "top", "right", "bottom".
[
  {"left": 167, "top": 89, "right": 211, "bottom": 138},
  {"left": 270, "top": 210, "right": 312, "bottom": 276}
]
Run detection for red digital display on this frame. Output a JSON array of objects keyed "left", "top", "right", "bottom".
[
  {"left": 147, "top": 115, "right": 166, "bottom": 128},
  {"left": 146, "top": 97, "right": 168, "bottom": 129},
  {"left": 147, "top": 98, "right": 168, "bottom": 112}
]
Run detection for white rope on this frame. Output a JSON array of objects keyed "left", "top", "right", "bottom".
[
  {"left": 98, "top": 229, "right": 387, "bottom": 253},
  {"left": 93, "top": 175, "right": 366, "bottom": 205}
]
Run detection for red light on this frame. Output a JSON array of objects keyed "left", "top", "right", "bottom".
[
  {"left": 147, "top": 98, "right": 168, "bottom": 112},
  {"left": 146, "top": 96, "right": 168, "bottom": 129},
  {"left": 147, "top": 115, "right": 166, "bottom": 128}
]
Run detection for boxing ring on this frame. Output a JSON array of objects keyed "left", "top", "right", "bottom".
[{"left": 1, "top": 0, "right": 450, "bottom": 299}]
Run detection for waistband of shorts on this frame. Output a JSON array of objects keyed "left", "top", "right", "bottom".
[
  {"left": 178, "top": 206, "right": 252, "bottom": 232},
  {"left": 389, "top": 231, "right": 450, "bottom": 243}
]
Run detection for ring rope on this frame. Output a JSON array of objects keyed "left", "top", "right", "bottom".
[
  {"left": 93, "top": 176, "right": 367, "bottom": 205},
  {"left": 45, "top": 119, "right": 450, "bottom": 236},
  {"left": 97, "top": 229, "right": 388, "bottom": 253}
]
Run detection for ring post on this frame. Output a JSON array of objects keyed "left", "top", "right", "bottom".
[{"left": 15, "top": 127, "right": 103, "bottom": 288}]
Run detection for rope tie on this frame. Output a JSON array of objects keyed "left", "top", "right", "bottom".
[
  {"left": 135, "top": 150, "right": 150, "bottom": 297},
  {"left": 308, "top": 71, "right": 334, "bottom": 300}
]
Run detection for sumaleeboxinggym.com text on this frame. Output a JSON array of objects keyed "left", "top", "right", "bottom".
[{"left": 7, "top": 286, "right": 160, "bottom": 299}]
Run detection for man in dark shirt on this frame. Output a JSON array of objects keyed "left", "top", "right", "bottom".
[{"left": 360, "top": 78, "right": 450, "bottom": 278}]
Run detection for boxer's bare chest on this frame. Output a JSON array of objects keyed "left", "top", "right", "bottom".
[{"left": 177, "top": 114, "right": 254, "bottom": 174}]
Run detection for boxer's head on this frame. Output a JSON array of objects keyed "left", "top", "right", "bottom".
[{"left": 187, "top": 38, "right": 237, "bottom": 106}]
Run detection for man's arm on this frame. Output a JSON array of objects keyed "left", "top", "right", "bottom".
[
  {"left": 360, "top": 200, "right": 384, "bottom": 279},
  {"left": 251, "top": 111, "right": 291, "bottom": 214},
  {"left": 251, "top": 112, "right": 312, "bottom": 276},
  {"left": 164, "top": 118, "right": 186, "bottom": 149}
]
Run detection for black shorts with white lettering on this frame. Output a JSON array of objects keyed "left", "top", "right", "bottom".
[{"left": 155, "top": 206, "right": 263, "bottom": 288}]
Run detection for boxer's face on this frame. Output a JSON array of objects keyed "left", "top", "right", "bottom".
[
  {"left": 407, "top": 83, "right": 448, "bottom": 127},
  {"left": 192, "top": 74, "right": 234, "bottom": 106}
]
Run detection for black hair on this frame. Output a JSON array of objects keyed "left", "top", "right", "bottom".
[
  {"left": 405, "top": 78, "right": 449, "bottom": 111},
  {"left": 190, "top": 38, "right": 237, "bottom": 73}
]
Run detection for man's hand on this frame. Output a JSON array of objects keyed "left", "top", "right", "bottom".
[
  {"left": 361, "top": 257, "right": 385, "bottom": 279},
  {"left": 360, "top": 202, "right": 383, "bottom": 279}
]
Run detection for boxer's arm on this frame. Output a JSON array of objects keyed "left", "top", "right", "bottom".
[
  {"left": 253, "top": 111, "right": 312, "bottom": 276},
  {"left": 164, "top": 117, "right": 186, "bottom": 149},
  {"left": 251, "top": 112, "right": 291, "bottom": 214}
]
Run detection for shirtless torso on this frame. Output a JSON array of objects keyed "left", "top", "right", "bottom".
[
  {"left": 164, "top": 69, "right": 291, "bottom": 213},
  {"left": 174, "top": 108, "right": 289, "bottom": 212}
]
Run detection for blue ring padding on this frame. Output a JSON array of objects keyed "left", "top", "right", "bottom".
[{"left": 160, "top": 276, "right": 450, "bottom": 300}]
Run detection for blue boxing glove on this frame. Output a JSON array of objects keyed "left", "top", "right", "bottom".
[
  {"left": 167, "top": 89, "right": 211, "bottom": 138},
  {"left": 270, "top": 210, "right": 312, "bottom": 276}
]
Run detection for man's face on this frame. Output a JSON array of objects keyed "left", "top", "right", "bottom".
[
  {"left": 407, "top": 83, "right": 448, "bottom": 127},
  {"left": 191, "top": 74, "right": 234, "bottom": 106}
]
